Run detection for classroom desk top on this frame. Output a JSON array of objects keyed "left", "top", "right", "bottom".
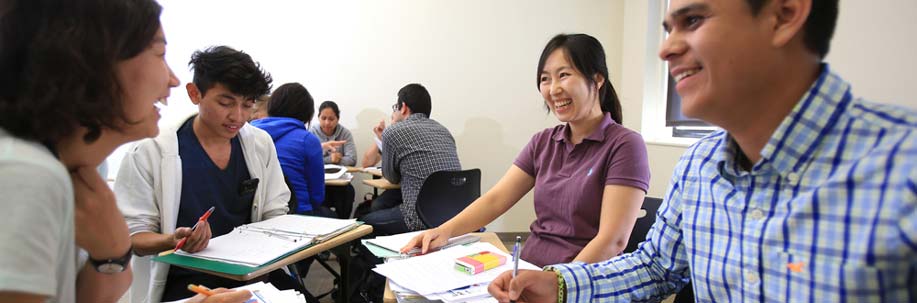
[
  {"left": 362, "top": 178, "right": 400, "bottom": 190},
  {"left": 383, "top": 232, "right": 505, "bottom": 303},
  {"left": 326, "top": 178, "right": 352, "bottom": 187},
  {"left": 172, "top": 224, "right": 373, "bottom": 281},
  {"left": 354, "top": 166, "right": 383, "bottom": 178}
]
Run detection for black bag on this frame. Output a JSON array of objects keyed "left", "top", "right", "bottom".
[{"left": 347, "top": 244, "right": 386, "bottom": 303}]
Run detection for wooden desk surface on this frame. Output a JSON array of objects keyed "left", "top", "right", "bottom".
[
  {"left": 325, "top": 178, "right": 352, "bottom": 187},
  {"left": 362, "top": 178, "right": 400, "bottom": 190},
  {"left": 179, "top": 224, "right": 373, "bottom": 281},
  {"left": 351, "top": 166, "right": 383, "bottom": 178},
  {"left": 383, "top": 232, "right": 505, "bottom": 303}
]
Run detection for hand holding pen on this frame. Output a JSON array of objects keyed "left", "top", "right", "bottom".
[
  {"left": 510, "top": 236, "right": 521, "bottom": 303},
  {"left": 186, "top": 284, "right": 252, "bottom": 303},
  {"left": 174, "top": 206, "right": 215, "bottom": 253}
]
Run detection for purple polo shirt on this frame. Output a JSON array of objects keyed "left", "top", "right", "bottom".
[{"left": 513, "top": 112, "right": 650, "bottom": 267}]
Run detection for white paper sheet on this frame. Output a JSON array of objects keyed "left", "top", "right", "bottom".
[
  {"left": 245, "top": 214, "right": 357, "bottom": 236},
  {"left": 373, "top": 242, "right": 539, "bottom": 296},
  {"left": 163, "top": 281, "right": 307, "bottom": 303},
  {"left": 175, "top": 228, "right": 311, "bottom": 267}
]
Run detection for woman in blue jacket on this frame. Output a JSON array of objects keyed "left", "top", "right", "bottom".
[{"left": 251, "top": 82, "right": 332, "bottom": 217}]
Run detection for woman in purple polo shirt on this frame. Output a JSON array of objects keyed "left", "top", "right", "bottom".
[{"left": 403, "top": 33, "right": 650, "bottom": 267}]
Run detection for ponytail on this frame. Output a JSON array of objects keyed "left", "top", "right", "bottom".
[{"left": 599, "top": 78, "right": 622, "bottom": 124}]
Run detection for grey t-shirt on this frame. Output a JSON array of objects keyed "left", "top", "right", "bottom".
[{"left": 0, "top": 129, "right": 76, "bottom": 302}]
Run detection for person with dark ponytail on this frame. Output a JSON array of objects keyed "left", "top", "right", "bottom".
[{"left": 403, "top": 33, "right": 650, "bottom": 267}]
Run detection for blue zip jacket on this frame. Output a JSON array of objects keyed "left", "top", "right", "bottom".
[{"left": 250, "top": 117, "right": 324, "bottom": 212}]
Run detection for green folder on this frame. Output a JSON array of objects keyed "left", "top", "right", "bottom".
[
  {"left": 152, "top": 241, "right": 318, "bottom": 276},
  {"left": 153, "top": 220, "right": 363, "bottom": 276}
]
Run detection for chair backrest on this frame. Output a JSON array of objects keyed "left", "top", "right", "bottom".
[
  {"left": 415, "top": 169, "right": 482, "bottom": 228},
  {"left": 624, "top": 196, "right": 663, "bottom": 253},
  {"left": 284, "top": 176, "right": 298, "bottom": 214}
]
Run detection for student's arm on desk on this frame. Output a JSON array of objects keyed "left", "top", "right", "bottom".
[
  {"left": 403, "top": 165, "right": 534, "bottom": 253},
  {"left": 361, "top": 143, "right": 381, "bottom": 168},
  {"left": 572, "top": 185, "right": 644, "bottom": 263}
]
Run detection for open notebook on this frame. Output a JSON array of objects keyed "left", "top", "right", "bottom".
[{"left": 173, "top": 215, "right": 359, "bottom": 267}]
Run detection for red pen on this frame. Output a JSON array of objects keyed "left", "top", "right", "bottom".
[{"left": 174, "top": 206, "right": 215, "bottom": 252}]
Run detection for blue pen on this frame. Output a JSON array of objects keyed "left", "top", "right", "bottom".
[{"left": 510, "top": 236, "right": 522, "bottom": 303}]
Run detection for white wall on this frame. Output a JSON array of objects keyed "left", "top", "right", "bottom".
[
  {"left": 109, "top": 0, "right": 916, "bottom": 232},
  {"left": 107, "top": 0, "right": 624, "bottom": 232},
  {"left": 621, "top": 0, "right": 917, "bottom": 199}
]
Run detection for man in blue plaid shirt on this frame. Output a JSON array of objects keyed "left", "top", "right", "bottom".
[{"left": 490, "top": 0, "right": 917, "bottom": 302}]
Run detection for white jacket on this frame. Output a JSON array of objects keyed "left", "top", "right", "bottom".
[{"left": 114, "top": 117, "right": 290, "bottom": 303}]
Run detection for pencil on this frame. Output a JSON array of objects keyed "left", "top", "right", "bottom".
[{"left": 187, "top": 284, "right": 215, "bottom": 297}]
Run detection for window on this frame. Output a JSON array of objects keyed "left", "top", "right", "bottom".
[
  {"left": 664, "top": 75, "right": 716, "bottom": 138},
  {"left": 660, "top": 0, "right": 716, "bottom": 139}
]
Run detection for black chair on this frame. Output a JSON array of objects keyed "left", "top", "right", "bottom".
[
  {"left": 625, "top": 196, "right": 694, "bottom": 303},
  {"left": 415, "top": 169, "right": 481, "bottom": 228},
  {"left": 624, "top": 197, "right": 662, "bottom": 254}
]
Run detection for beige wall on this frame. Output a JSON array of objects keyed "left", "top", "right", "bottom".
[{"left": 107, "top": 0, "right": 916, "bottom": 232}]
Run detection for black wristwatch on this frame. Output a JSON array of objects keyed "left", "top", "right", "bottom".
[{"left": 89, "top": 246, "right": 133, "bottom": 274}]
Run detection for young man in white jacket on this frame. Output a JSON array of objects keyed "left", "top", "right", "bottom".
[{"left": 114, "top": 46, "right": 290, "bottom": 303}]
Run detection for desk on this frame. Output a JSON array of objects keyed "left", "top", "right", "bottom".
[
  {"left": 362, "top": 178, "right": 400, "bottom": 190},
  {"left": 325, "top": 178, "right": 352, "bottom": 187},
  {"left": 382, "top": 232, "right": 505, "bottom": 303},
  {"left": 172, "top": 225, "right": 372, "bottom": 303}
]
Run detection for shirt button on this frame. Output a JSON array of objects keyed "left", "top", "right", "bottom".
[
  {"left": 749, "top": 209, "right": 764, "bottom": 221},
  {"left": 787, "top": 172, "right": 800, "bottom": 183},
  {"left": 746, "top": 272, "right": 759, "bottom": 284}
]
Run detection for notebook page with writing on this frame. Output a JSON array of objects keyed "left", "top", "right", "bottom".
[{"left": 174, "top": 228, "right": 313, "bottom": 267}]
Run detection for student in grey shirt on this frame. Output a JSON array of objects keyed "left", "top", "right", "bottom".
[
  {"left": 310, "top": 101, "right": 357, "bottom": 166},
  {"left": 310, "top": 101, "right": 358, "bottom": 219}
]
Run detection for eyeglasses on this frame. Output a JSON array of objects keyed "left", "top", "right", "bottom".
[{"left": 391, "top": 103, "right": 401, "bottom": 112}]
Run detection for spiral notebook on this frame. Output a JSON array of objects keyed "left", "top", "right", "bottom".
[{"left": 169, "top": 215, "right": 360, "bottom": 267}]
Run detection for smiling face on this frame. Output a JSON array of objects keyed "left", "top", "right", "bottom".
[
  {"left": 318, "top": 107, "right": 339, "bottom": 136},
  {"left": 114, "top": 27, "right": 179, "bottom": 140},
  {"left": 538, "top": 48, "right": 603, "bottom": 124},
  {"left": 659, "top": 0, "right": 776, "bottom": 124},
  {"left": 188, "top": 82, "right": 254, "bottom": 140}
]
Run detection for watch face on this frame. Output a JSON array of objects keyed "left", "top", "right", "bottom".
[{"left": 97, "top": 263, "right": 125, "bottom": 274}]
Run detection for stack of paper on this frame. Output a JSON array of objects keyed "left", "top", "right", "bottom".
[
  {"left": 364, "top": 231, "right": 480, "bottom": 259},
  {"left": 373, "top": 242, "right": 539, "bottom": 302},
  {"left": 163, "top": 281, "right": 307, "bottom": 303},
  {"left": 245, "top": 215, "right": 359, "bottom": 241},
  {"left": 173, "top": 215, "right": 360, "bottom": 267}
]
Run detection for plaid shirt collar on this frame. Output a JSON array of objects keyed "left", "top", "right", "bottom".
[{"left": 717, "top": 64, "right": 852, "bottom": 179}]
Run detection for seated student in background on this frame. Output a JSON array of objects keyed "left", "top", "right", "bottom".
[
  {"left": 360, "top": 83, "right": 462, "bottom": 235},
  {"left": 115, "top": 46, "right": 290, "bottom": 302},
  {"left": 491, "top": 0, "right": 917, "bottom": 302},
  {"left": 361, "top": 140, "right": 382, "bottom": 168},
  {"left": 251, "top": 83, "right": 335, "bottom": 218},
  {"left": 249, "top": 94, "right": 270, "bottom": 121},
  {"left": 404, "top": 33, "right": 650, "bottom": 267},
  {"left": 309, "top": 100, "right": 358, "bottom": 218},
  {"left": 0, "top": 0, "right": 182, "bottom": 302}
]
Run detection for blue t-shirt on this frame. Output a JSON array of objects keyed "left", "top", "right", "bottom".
[{"left": 163, "top": 117, "right": 254, "bottom": 300}]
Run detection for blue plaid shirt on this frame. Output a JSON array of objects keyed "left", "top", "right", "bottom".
[{"left": 551, "top": 65, "right": 917, "bottom": 302}]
